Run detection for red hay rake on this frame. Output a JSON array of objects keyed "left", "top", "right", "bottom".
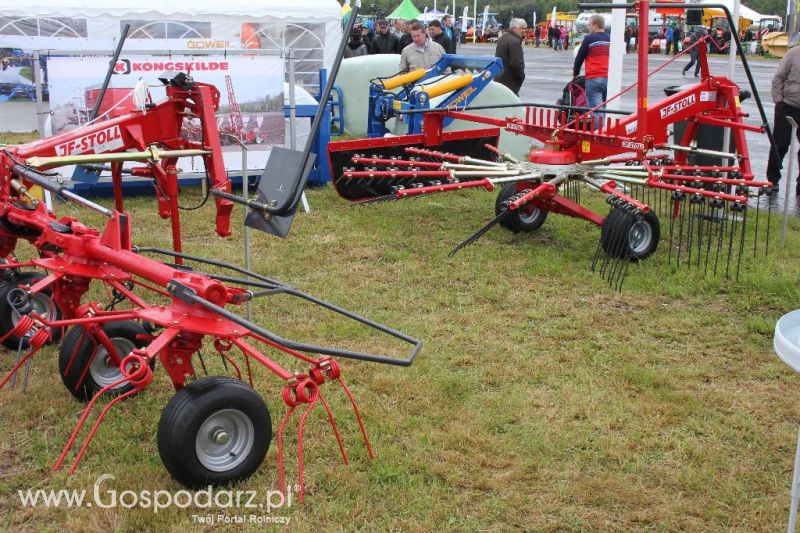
[{"left": 327, "top": 1, "right": 778, "bottom": 289}]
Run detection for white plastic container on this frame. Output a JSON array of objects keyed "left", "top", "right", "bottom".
[{"left": 774, "top": 309, "right": 800, "bottom": 373}]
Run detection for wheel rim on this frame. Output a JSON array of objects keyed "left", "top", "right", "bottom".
[
  {"left": 195, "top": 409, "right": 255, "bottom": 472},
  {"left": 628, "top": 219, "right": 653, "bottom": 254},
  {"left": 90, "top": 337, "right": 136, "bottom": 389},
  {"left": 518, "top": 205, "right": 542, "bottom": 224},
  {"left": 11, "top": 292, "right": 54, "bottom": 338}
]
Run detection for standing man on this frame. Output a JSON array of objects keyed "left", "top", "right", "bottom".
[
  {"left": 682, "top": 26, "right": 706, "bottom": 77},
  {"left": 399, "top": 22, "right": 445, "bottom": 70},
  {"left": 391, "top": 19, "right": 405, "bottom": 38},
  {"left": 573, "top": 14, "right": 609, "bottom": 127},
  {"left": 427, "top": 20, "right": 453, "bottom": 54},
  {"left": 494, "top": 18, "right": 527, "bottom": 95},
  {"left": 767, "top": 44, "right": 800, "bottom": 194},
  {"left": 442, "top": 15, "right": 458, "bottom": 53},
  {"left": 553, "top": 25, "right": 563, "bottom": 51},
  {"left": 399, "top": 19, "right": 415, "bottom": 50},
  {"left": 672, "top": 24, "right": 682, "bottom": 55},
  {"left": 371, "top": 19, "right": 400, "bottom": 54},
  {"left": 665, "top": 24, "right": 674, "bottom": 54}
]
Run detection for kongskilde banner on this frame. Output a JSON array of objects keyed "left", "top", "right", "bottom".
[{"left": 46, "top": 54, "right": 284, "bottom": 170}]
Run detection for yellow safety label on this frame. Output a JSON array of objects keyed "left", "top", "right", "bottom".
[
  {"left": 582, "top": 141, "right": 591, "bottom": 153},
  {"left": 734, "top": 96, "right": 740, "bottom": 108},
  {"left": 393, "top": 100, "right": 402, "bottom": 111},
  {"left": 28, "top": 185, "right": 43, "bottom": 202}
]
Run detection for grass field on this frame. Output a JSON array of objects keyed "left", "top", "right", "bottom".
[{"left": 0, "top": 147, "right": 800, "bottom": 530}]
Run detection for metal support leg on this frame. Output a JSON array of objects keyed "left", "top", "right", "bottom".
[
  {"left": 781, "top": 117, "right": 798, "bottom": 248},
  {"left": 288, "top": 48, "right": 310, "bottom": 214},
  {"left": 789, "top": 425, "right": 800, "bottom": 532}
]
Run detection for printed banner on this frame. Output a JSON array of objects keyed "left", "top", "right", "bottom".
[{"left": 46, "top": 55, "right": 285, "bottom": 171}]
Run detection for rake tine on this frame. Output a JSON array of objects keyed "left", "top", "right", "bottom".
[
  {"left": 616, "top": 250, "right": 631, "bottom": 292},
  {"left": 351, "top": 194, "right": 399, "bottom": 206},
  {"left": 696, "top": 197, "right": 705, "bottom": 269},
  {"left": 591, "top": 239, "right": 604, "bottom": 272},
  {"left": 704, "top": 200, "right": 716, "bottom": 275},
  {"left": 676, "top": 196, "right": 686, "bottom": 266},
  {"left": 686, "top": 197, "right": 695, "bottom": 268},
  {"left": 726, "top": 204, "right": 737, "bottom": 278},
  {"left": 736, "top": 205, "right": 748, "bottom": 281},
  {"left": 197, "top": 349, "right": 208, "bottom": 376},
  {"left": 765, "top": 187, "right": 772, "bottom": 256},
  {"left": 715, "top": 200, "right": 727, "bottom": 276},
  {"left": 10, "top": 336, "right": 24, "bottom": 388},
  {"left": 753, "top": 190, "right": 760, "bottom": 258},
  {"left": 448, "top": 210, "right": 510, "bottom": 257},
  {"left": 610, "top": 209, "right": 632, "bottom": 284},
  {"left": 604, "top": 205, "right": 628, "bottom": 282},
  {"left": 22, "top": 353, "right": 34, "bottom": 392},
  {"left": 668, "top": 195, "right": 676, "bottom": 264}
]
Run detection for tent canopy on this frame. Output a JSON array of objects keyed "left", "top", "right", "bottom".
[
  {"left": 419, "top": 9, "right": 445, "bottom": 23},
  {"left": 0, "top": 0, "right": 340, "bottom": 20},
  {"left": 388, "top": 0, "right": 422, "bottom": 21}
]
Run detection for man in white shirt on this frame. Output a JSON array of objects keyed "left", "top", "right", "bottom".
[{"left": 399, "top": 22, "right": 445, "bottom": 71}]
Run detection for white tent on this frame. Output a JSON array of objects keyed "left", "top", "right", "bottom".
[
  {"left": 0, "top": 0, "right": 342, "bottom": 131},
  {"left": 0, "top": 0, "right": 342, "bottom": 86},
  {"left": 419, "top": 9, "right": 446, "bottom": 23}
]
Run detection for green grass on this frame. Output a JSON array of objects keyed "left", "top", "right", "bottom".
[{"left": 1, "top": 178, "right": 800, "bottom": 531}]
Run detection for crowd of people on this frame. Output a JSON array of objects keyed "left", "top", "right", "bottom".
[{"left": 344, "top": 15, "right": 458, "bottom": 59}]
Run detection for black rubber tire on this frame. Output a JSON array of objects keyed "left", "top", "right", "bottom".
[
  {"left": 58, "top": 320, "right": 150, "bottom": 401},
  {"left": 157, "top": 377, "right": 271, "bottom": 488},
  {"left": 600, "top": 208, "right": 661, "bottom": 261},
  {"left": 0, "top": 272, "right": 62, "bottom": 349},
  {"left": 495, "top": 183, "right": 548, "bottom": 233}
]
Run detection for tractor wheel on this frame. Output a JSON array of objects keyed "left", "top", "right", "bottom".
[
  {"left": 600, "top": 208, "right": 660, "bottom": 261},
  {"left": 58, "top": 320, "right": 150, "bottom": 401},
  {"left": 158, "top": 376, "right": 271, "bottom": 488},
  {"left": 0, "top": 272, "right": 62, "bottom": 349},
  {"left": 495, "top": 183, "right": 548, "bottom": 233}
]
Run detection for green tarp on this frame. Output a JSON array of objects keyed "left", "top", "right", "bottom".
[{"left": 387, "top": 0, "right": 421, "bottom": 20}]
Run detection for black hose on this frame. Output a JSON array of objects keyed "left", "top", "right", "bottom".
[{"left": 89, "top": 24, "right": 130, "bottom": 122}]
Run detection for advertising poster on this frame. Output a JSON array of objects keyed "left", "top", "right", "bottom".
[{"left": 46, "top": 55, "right": 284, "bottom": 170}]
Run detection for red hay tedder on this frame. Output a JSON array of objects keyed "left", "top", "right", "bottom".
[
  {"left": 328, "top": 0, "right": 778, "bottom": 288},
  {"left": 0, "top": 4, "right": 420, "bottom": 502}
]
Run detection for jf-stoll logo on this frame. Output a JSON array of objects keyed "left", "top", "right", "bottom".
[
  {"left": 113, "top": 59, "right": 230, "bottom": 75},
  {"left": 660, "top": 94, "right": 696, "bottom": 119}
]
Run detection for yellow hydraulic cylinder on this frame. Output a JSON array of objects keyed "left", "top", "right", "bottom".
[
  {"left": 379, "top": 68, "right": 426, "bottom": 90},
  {"left": 416, "top": 74, "right": 474, "bottom": 99}
]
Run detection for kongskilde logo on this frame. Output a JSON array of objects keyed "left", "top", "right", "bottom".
[
  {"left": 660, "top": 94, "right": 696, "bottom": 119},
  {"left": 54, "top": 125, "right": 124, "bottom": 156},
  {"left": 17, "top": 474, "right": 294, "bottom": 518},
  {"left": 114, "top": 60, "right": 229, "bottom": 74}
]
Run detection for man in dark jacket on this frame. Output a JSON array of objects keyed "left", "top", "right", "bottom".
[
  {"left": 399, "top": 19, "right": 415, "bottom": 50},
  {"left": 494, "top": 18, "right": 526, "bottom": 95},
  {"left": 427, "top": 20, "right": 452, "bottom": 54},
  {"left": 443, "top": 15, "right": 458, "bottom": 53},
  {"left": 767, "top": 43, "right": 800, "bottom": 193},
  {"left": 371, "top": 19, "right": 400, "bottom": 54}
]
